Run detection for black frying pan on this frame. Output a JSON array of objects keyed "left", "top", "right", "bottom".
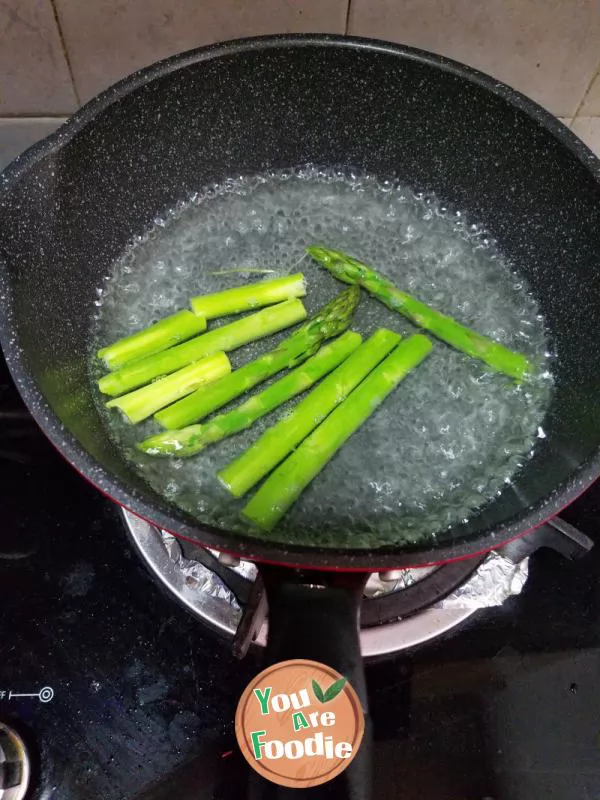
[{"left": 1, "top": 35, "right": 600, "bottom": 798}]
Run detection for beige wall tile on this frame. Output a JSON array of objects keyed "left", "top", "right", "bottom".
[
  {"left": 0, "top": 0, "right": 77, "bottom": 114},
  {"left": 579, "top": 69, "right": 600, "bottom": 115},
  {"left": 0, "top": 117, "right": 68, "bottom": 169},
  {"left": 571, "top": 117, "right": 600, "bottom": 156},
  {"left": 55, "top": 0, "right": 349, "bottom": 103},
  {"left": 348, "top": 0, "right": 600, "bottom": 117}
]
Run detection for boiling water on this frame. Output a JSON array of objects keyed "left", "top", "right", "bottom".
[{"left": 91, "top": 168, "right": 552, "bottom": 549}]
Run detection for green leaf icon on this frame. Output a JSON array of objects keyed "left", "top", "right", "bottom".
[
  {"left": 323, "top": 677, "right": 346, "bottom": 702},
  {"left": 312, "top": 677, "right": 347, "bottom": 703},
  {"left": 312, "top": 679, "right": 325, "bottom": 703}
]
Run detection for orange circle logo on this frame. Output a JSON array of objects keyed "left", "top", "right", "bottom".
[{"left": 235, "top": 659, "right": 365, "bottom": 788}]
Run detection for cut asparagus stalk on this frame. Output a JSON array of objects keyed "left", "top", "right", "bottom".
[
  {"left": 307, "top": 246, "right": 531, "bottom": 381},
  {"left": 242, "top": 334, "right": 432, "bottom": 531},
  {"left": 155, "top": 286, "right": 360, "bottom": 430},
  {"left": 191, "top": 273, "right": 306, "bottom": 319},
  {"left": 97, "top": 310, "right": 207, "bottom": 370},
  {"left": 97, "top": 298, "right": 306, "bottom": 397},
  {"left": 138, "top": 331, "right": 361, "bottom": 456},
  {"left": 106, "top": 352, "right": 230, "bottom": 424},
  {"left": 218, "top": 327, "right": 401, "bottom": 498}
]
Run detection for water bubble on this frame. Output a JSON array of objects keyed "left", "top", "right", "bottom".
[{"left": 92, "top": 165, "right": 551, "bottom": 549}]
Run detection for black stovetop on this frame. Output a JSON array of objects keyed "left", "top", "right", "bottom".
[{"left": 1, "top": 351, "right": 600, "bottom": 800}]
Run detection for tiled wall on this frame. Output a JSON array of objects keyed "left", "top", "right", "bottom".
[{"left": 1, "top": 0, "right": 600, "bottom": 166}]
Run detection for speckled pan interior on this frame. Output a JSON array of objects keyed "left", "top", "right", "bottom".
[{"left": 1, "top": 35, "right": 599, "bottom": 569}]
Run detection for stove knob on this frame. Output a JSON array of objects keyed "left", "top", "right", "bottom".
[{"left": 0, "top": 723, "right": 30, "bottom": 800}]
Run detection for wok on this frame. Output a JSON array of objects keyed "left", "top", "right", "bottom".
[{"left": 1, "top": 35, "right": 600, "bottom": 798}]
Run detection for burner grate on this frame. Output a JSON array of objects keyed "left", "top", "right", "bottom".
[{"left": 122, "top": 511, "right": 592, "bottom": 659}]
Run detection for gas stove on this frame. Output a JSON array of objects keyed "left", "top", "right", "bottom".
[
  {"left": 122, "top": 510, "right": 592, "bottom": 660},
  {"left": 1, "top": 344, "right": 600, "bottom": 800}
]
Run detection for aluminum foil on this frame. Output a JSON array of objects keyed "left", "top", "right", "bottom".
[
  {"left": 161, "top": 531, "right": 527, "bottom": 612},
  {"left": 435, "top": 551, "right": 528, "bottom": 609},
  {"left": 161, "top": 532, "right": 251, "bottom": 607}
]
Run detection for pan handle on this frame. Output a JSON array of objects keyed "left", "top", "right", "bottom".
[{"left": 247, "top": 566, "right": 371, "bottom": 800}]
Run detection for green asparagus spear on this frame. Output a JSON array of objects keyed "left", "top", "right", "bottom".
[
  {"left": 137, "top": 332, "right": 361, "bottom": 456},
  {"left": 106, "top": 352, "right": 230, "bottom": 424},
  {"left": 307, "top": 246, "right": 531, "bottom": 381},
  {"left": 97, "top": 310, "right": 207, "bottom": 370},
  {"left": 97, "top": 299, "right": 306, "bottom": 397},
  {"left": 155, "top": 286, "right": 360, "bottom": 430},
  {"left": 218, "top": 327, "right": 400, "bottom": 498},
  {"left": 191, "top": 273, "right": 306, "bottom": 319},
  {"left": 242, "top": 334, "right": 432, "bottom": 531}
]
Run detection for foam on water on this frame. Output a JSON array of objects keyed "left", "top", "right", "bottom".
[{"left": 91, "top": 168, "right": 553, "bottom": 549}]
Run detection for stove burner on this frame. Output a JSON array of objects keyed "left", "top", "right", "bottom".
[
  {"left": 0, "top": 723, "right": 30, "bottom": 800},
  {"left": 123, "top": 512, "right": 592, "bottom": 658}
]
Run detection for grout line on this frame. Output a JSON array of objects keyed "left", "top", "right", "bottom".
[
  {"left": 571, "top": 58, "right": 600, "bottom": 124},
  {"left": 344, "top": 0, "right": 353, "bottom": 35},
  {"left": 49, "top": 0, "right": 81, "bottom": 107}
]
